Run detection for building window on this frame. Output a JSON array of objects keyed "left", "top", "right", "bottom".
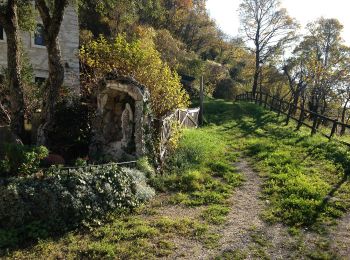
[
  {"left": 34, "top": 24, "right": 45, "bottom": 46},
  {"left": 0, "top": 25, "right": 4, "bottom": 41}
]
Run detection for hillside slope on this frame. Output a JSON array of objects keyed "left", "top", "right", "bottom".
[{"left": 7, "top": 100, "right": 350, "bottom": 259}]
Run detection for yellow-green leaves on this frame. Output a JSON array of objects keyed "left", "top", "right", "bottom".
[{"left": 80, "top": 34, "right": 190, "bottom": 117}]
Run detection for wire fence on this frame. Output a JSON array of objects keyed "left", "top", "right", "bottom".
[{"left": 41, "top": 161, "right": 138, "bottom": 174}]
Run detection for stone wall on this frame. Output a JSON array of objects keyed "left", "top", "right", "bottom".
[{"left": 0, "top": 5, "right": 79, "bottom": 90}]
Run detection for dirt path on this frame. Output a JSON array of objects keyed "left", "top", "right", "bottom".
[
  {"left": 330, "top": 212, "right": 350, "bottom": 259},
  {"left": 210, "top": 158, "right": 303, "bottom": 259},
  {"left": 160, "top": 158, "right": 349, "bottom": 259},
  {"left": 212, "top": 159, "right": 266, "bottom": 257},
  {"left": 162, "top": 157, "right": 296, "bottom": 259}
]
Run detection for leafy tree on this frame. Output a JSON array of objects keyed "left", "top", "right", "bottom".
[
  {"left": 153, "top": 29, "right": 188, "bottom": 71},
  {"left": 213, "top": 78, "right": 237, "bottom": 100},
  {"left": 293, "top": 18, "right": 349, "bottom": 116},
  {"left": 80, "top": 33, "right": 189, "bottom": 118},
  {"left": 283, "top": 57, "right": 308, "bottom": 113},
  {"left": 239, "top": 0, "right": 298, "bottom": 96}
]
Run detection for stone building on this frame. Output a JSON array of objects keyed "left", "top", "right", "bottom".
[{"left": 0, "top": 5, "right": 79, "bottom": 89}]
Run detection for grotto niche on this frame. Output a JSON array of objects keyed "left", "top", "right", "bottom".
[{"left": 90, "top": 76, "right": 150, "bottom": 162}]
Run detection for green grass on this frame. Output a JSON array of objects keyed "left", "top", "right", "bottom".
[
  {"left": 153, "top": 121, "right": 243, "bottom": 209},
  {"left": 205, "top": 99, "right": 350, "bottom": 257},
  {"left": 242, "top": 120, "right": 350, "bottom": 228},
  {"left": 5, "top": 99, "right": 350, "bottom": 258},
  {"left": 4, "top": 99, "right": 244, "bottom": 259},
  {"left": 201, "top": 205, "right": 231, "bottom": 224},
  {"left": 209, "top": 100, "right": 350, "bottom": 230}
]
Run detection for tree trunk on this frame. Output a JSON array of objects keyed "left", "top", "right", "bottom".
[
  {"left": 35, "top": 0, "right": 68, "bottom": 146},
  {"left": 252, "top": 50, "right": 260, "bottom": 97},
  {"left": 0, "top": 1, "right": 25, "bottom": 140},
  {"left": 37, "top": 36, "right": 65, "bottom": 145},
  {"left": 292, "top": 93, "right": 299, "bottom": 115}
]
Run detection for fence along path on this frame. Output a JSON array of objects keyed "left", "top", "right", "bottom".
[
  {"left": 236, "top": 92, "right": 350, "bottom": 147},
  {"left": 160, "top": 107, "right": 200, "bottom": 161}
]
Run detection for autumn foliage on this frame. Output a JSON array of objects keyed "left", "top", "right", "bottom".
[{"left": 80, "top": 32, "right": 190, "bottom": 118}]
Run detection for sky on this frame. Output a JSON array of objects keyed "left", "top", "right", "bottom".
[{"left": 206, "top": 0, "right": 350, "bottom": 44}]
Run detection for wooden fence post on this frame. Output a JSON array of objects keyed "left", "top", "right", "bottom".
[
  {"left": 311, "top": 115, "right": 318, "bottom": 135},
  {"left": 296, "top": 108, "right": 304, "bottom": 130},
  {"left": 330, "top": 120, "right": 338, "bottom": 139},
  {"left": 286, "top": 103, "right": 292, "bottom": 125}
]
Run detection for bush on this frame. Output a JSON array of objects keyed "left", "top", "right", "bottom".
[
  {"left": 47, "top": 98, "right": 92, "bottom": 163},
  {"left": 178, "top": 170, "right": 208, "bottom": 192},
  {"left": 213, "top": 79, "right": 237, "bottom": 100},
  {"left": 136, "top": 157, "right": 155, "bottom": 178},
  {"left": 0, "top": 164, "right": 155, "bottom": 248},
  {"left": 0, "top": 144, "right": 48, "bottom": 177},
  {"left": 80, "top": 34, "right": 190, "bottom": 118}
]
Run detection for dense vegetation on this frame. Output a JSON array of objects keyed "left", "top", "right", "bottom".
[
  {"left": 80, "top": 33, "right": 189, "bottom": 117},
  {"left": 0, "top": 164, "right": 155, "bottom": 249}
]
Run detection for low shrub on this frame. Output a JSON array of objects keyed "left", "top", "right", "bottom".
[
  {"left": 178, "top": 170, "right": 208, "bottom": 192},
  {"left": 47, "top": 98, "right": 92, "bottom": 164},
  {"left": 201, "top": 205, "right": 230, "bottom": 224},
  {"left": 212, "top": 78, "right": 237, "bottom": 100},
  {"left": 0, "top": 164, "right": 155, "bottom": 248},
  {"left": 136, "top": 157, "right": 156, "bottom": 178},
  {"left": 0, "top": 144, "right": 48, "bottom": 177}
]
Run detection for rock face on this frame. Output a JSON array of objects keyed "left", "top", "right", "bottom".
[
  {"left": 90, "top": 77, "right": 151, "bottom": 162},
  {"left": 0, "top": 126, "right": 22, "bottom": 159}
]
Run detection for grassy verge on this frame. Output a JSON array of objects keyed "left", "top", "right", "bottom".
[
  {"left": 5, "top": 99, "right": 350, "bottom": 259},
  {"left": 4, "top": 100, "right": 243, "bottom": 259},
  {"left": 199, "top": 99, "right": 350, "bottom": 231},
  {"left": 232, "top": 102, "right": 350, "bottom": 230},
  {"left": 208, "top": 99, "right": 350, "bottom": 258}
]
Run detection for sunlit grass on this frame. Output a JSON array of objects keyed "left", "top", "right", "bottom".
[{"left": 5, "top": 99, "right": 350, "bottom": 258}]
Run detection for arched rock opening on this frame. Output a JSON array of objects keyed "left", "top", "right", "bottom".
[{"left": 90, "top": 77, "right": 150, "bottom": 161}]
